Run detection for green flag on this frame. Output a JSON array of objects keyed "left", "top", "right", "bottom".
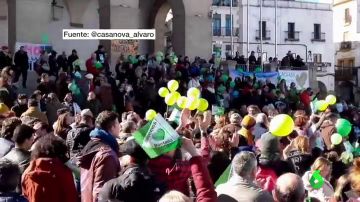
[
  {"left": 133, "top": 114, "right": 181, "bottom": 159},
  {"left": 215, "top": 164, "right": 231, "bottom": 187}
]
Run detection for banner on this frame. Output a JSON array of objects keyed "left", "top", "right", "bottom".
[
  {"left": 111, "top": 40, "right": 139, "bottom": 56},
  {"left": 229, "top": 69, "right": 279, "bottom": 84},
  {"left": 278, "top": 70, "right": 309, "bottom": 90},
  {"left": 133, "top": 114, "right": 181, "bottom": 158},
  {"left": 15, "top": 42, "right": 52, "bottom": 71}
]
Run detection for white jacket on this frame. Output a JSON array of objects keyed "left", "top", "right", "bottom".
[{"left": 302, "top": 171, "right": 334, "bottom": 201}]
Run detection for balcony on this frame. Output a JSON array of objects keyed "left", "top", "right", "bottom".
[
  {"left": 340, "top": 41, "right": 351, "bottom": 51},
  {"left": 255, "top": 30, "right": 271, "bottom": 40},
  {"left": 212, "top": 0, "right": 238, "bottom": 6},
  {"left": 213, "top": 27, "right": 240, "bottom": 37},
  {"left": 335, "top": 66, "right": 356, "bottom": 81},
  {"left": 311, "top": 32, "right": 326, "bottom": 42},
  {"left": 284, "top": 31, "right": 300, "bottom": 42}
]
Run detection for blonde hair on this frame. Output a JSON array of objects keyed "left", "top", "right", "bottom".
[
  {"left": 293, "top": 135, "right": 310, "bottom": 154},
  {"left": 311, "top": 157, "right": 332, "bottom": 179},
  {"left": 349, "top": 157, "right": 360, "bottom": 192},
  {"left": 159, "top": 191, "right": 191, "bottom": 202}
]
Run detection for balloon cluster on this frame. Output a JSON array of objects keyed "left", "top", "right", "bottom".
[
  {"left": 331, "top": 118, "right": 352, "bottom": 145},
  {"left": 316, "top": 94, "right": 337, "bottom": 112},
  {"left": 158, "top": 80, "right": 209, "bottom": 112}
]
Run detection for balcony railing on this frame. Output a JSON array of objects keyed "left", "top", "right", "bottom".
[
  {"left": 340, "top": 41, "right": 351, "bottom": 51},
  {"left": 213, "top": 27, "right": 240, "bottom": 37},
  {"left": 311, "top": 32, "right": 326, "bottom": 42},
  {"left": 212, "top": 0, "right": 238, "bottom": 6},
  {"left": 255, "top": 30, "right": 271, "bottom": 40},
  {"left": 284, "top": 31, "right": 300, "bottom": 41},
  {"left": 335, "top": 66, "right": 357, "bottom": 81}
]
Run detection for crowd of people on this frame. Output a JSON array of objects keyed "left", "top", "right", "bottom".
[{"left": 0, "top": 44, "right": 359, "bottom": 202}]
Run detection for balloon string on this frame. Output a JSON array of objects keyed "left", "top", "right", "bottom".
[{"left": 166, "top": 105, "right": 169, "bottom": 119}]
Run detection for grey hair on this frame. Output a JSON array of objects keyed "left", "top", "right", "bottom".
[{"left": 232, "top": 151, "right": 257, "bottom": 177}]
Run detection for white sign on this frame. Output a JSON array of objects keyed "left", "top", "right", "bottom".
[{"left": 279, "top": 70, "right": 309, "bottom": 90}]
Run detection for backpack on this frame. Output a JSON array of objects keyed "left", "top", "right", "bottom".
[{"left": 66, "top": 125, "right": 92, "bottom": 159}]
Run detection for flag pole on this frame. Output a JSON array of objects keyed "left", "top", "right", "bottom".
[
  {"left": 246, "top": 0, "right": 250, "bottom": 71},
  {"left": 230, "top": 0, "right": 234, "bottom": 57},
  {"left": 260, "top": 0, "right": 263, "bottom": 71},
  {"left": 275, "top": 0, "right": 278, "bottom": 59}
]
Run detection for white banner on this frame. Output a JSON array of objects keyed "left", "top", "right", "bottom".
[{"left": 279, "top": 70, "right": 309, "bottom": 90}]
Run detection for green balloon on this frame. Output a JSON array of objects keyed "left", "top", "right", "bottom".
[
  {"left": 309, "top": 170, "right": 325, "bottom": 189},
  {"left": 336, "top": 118, "right": 352, "bottom": 137},
  {"left": 156, "top": 55, "right": 162, "bottom": 63},
  {"left": 230, "top": 81, "right": 235, "bottom": 88},
  {"left": 217, "top": 85, "right": 226, "bottom": 94},
  {"left": 95, "top": 61, "right": 102, "bottom": 69},
  {"left": 221, "top": 74, "right": 229, "bottom": 82}
]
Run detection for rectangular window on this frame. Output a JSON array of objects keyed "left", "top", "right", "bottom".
[
  {"left": 258, "top": 21, "right": 267, "bottom": 38},
  {"left": 314, "top": 24, "right": 321, "bottom": 40},
  {"left": 212, "top": 0, "right": 221, "bottom": 6},
  {"left": 288, "top": 23, "right": 295, "bottom": 39},
  {"left": 347, "top": 59, "right": 354, "bottom": 67},
  {"left": 212, "top": 14, "right": 221, "bottom": 36},
  {"left": 338, "top": 60, "right": 344, "bottom": 67},
  {"left": 313, "top": 53, "right": 322, "bottom": 63},
  {"left": 225, "top": 15, "right": 233, "bottom": 36},
  {"left": 345, "top": 8, "right": 351, "bottom": 24}
]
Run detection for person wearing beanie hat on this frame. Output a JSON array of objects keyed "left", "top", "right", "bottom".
[
  {"left": 238, "top": 115, "right": 256, "bottom": 146},
  {"left": 256, "top": 132, "right": 294, "bottom": 192}
]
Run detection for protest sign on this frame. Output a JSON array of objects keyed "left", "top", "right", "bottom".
[{"left": 133, "top": 114, "right": 181, "bottom": 158}]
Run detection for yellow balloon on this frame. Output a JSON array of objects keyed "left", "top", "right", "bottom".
[
  {"left": 186, "top": 97, "right": 200, "bottom": 110},
  {"left": 177, "top": 96, "right": 187, "bottom": 109},
  {"left": 197, "top": 98, "right": 209, "bottom": 111},
  {"left": 269, "top": 114, "right": 294, "bottom": 137},
  {"left": 187, "top": 87, "right": 200, "bottom": 98},
  {"left": 158, "top": 87, "right": 169, "bottom": 98},
  {"left": 316, "top": 100, "right": 329, "bottom": 112},
  {"left": 145, "top": 109, "right": 157, "bottom": 121},
  {"left": 167, "top": 80, "right": 179, "bottom": 92},
  {"left": 173, "top": 91, "right": 181, "bottom": 100},
  {"left": 325, "top": 95, "right": 337, "bottom": 105},
  {"left": 165, "top": 93, "right": 177, "bottom": 106}
]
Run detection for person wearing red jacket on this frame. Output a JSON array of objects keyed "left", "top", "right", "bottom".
[
  {"left": 150, "top": 109, "right": 217, "bottom": 201},
  {"left": 300, "top": 88, "right": 313, "bottom": 113},
  {"left": 86, "top": 53, "right": 102, "bottom": 77},
  {"left": 158, "top": 137, "right": 217, "bottom": 202},
  {"left": 22, "top": 135, "right": 78, "bottom": 202}
]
